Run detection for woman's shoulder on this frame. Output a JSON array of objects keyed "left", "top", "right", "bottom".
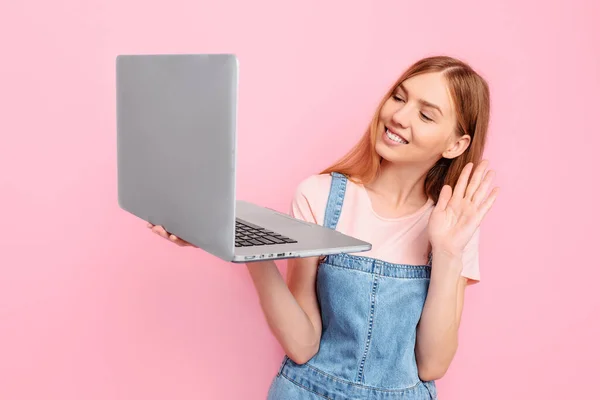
[
  {"left": 292, "top": 173, "right": 334, "bottom": 212},
  {"left": 290, "top": 173, "right": 334, "bottom": 224},
  {"left": 294, "top": 173, "right": 333, "bottom": 197},
  {"left": 298, "top": 174, "right": 332, "bottom": 190}
]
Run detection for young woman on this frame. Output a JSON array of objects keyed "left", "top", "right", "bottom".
[{"left": 149, "top": 55, "right": 499, "bottom": 399}]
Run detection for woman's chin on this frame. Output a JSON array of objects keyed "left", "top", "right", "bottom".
[{"left": 375, "top": 141, "right": 405, "bottom": 164}]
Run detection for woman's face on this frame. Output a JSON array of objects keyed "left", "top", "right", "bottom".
[{"left": 374, "top": 72, "right": 469, "bottom": 166}]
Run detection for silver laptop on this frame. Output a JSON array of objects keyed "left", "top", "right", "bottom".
[{"left": 116, "top": 54, "right": 371, "bottom": 263}]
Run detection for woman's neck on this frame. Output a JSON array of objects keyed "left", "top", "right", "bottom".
[{"left": 363, "top": 160, "right": 430, "bottom": 216}]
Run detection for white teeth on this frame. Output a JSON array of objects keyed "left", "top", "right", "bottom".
[{"left": 386, "top": 129, "right": 408, "bottom": 144}]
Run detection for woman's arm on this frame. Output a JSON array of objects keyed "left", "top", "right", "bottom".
[
  {"left": 415, "top": 250, "right": 467, "bottom": 381},
  {"left": 246, "top": 256, "right": 322, "bottom": 364},
  {"left": 418, "top": 160, "right": 499, "bottom": 381}
]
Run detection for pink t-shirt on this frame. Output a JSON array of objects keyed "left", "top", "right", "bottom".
[{"left": 289, "top": 174, "right": 481, "bottom": 283}]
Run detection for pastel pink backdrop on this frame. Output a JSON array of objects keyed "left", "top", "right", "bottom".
[{"left": 1, "top": 0, "right": 598, "bottom": 399}]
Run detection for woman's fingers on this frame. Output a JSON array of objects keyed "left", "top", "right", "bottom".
[
  {"left": 472, "top": 169, "right": 496, "bottom": 207},
  {"left": 146, "top": 223, "right": 193, "bottom": 246},
  {"left": 435, "top": 184, "right": 453, "bottom": 211},
  {"left": 449, "top": 162, "right": 473, "bottom": 207},
  {"left": 169, "top": 234, "right": 187, "bottom": 246},
  {"left": 465, "top": 160, "right": 489, "bottom": 201},
  {"left": 477, "top": 186, "right": 500, "bottom": 222},
  {"left": 150, "top": 224, "right": 169, "bottom": 239}
]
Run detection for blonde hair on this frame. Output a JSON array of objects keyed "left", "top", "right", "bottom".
[{"left": 320, "top": 56, "right": 490, "bottom": 203}]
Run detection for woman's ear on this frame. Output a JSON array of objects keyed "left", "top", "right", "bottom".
[{"left": 442, "top": 134, "right": 471, "bottom": 159}]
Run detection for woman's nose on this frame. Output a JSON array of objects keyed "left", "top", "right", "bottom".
[{"left": 391, "top": 106, "right": 410, "bottom": 129}]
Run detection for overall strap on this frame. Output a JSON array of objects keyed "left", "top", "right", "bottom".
[{"left": 323, "top": 172, "right": 348, "bottom": 230}]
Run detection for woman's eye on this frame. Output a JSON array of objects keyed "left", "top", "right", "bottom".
[
  {"left": 393, "top": 95, "right": 405, "bottom": 102},
  {"left": 420, "top": 112, "right": 433, "bottom": 122}
]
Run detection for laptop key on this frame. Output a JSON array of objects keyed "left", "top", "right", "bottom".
[{"left": 235, "top": 218, "right": 297, "bottom": 247}]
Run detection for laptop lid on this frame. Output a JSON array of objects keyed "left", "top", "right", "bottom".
[{"left": 116, "top": 54, "right": 238, "bottom": 260}]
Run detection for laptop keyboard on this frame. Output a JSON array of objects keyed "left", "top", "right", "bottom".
[{"left": 235, "top": 219, "right": 298, "bottom": 247}]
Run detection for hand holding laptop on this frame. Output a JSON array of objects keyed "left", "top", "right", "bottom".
[{"left": 148, "top": 223, "right": 195, "bottom": 247}]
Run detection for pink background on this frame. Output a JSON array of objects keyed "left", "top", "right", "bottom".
[{"left": 1, "top": 0, "right": 599, "bottom": 399}]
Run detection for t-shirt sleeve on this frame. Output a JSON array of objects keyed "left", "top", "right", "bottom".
[
  {"left": 461, "top": 227, "right": 481, "bottom": 284},
  {"left": 288, "top": 174, "right": 331, "bottom": 225}
]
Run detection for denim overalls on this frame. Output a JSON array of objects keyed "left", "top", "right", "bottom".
[{"left": 267, "top": 172, "right": 437, "bottom": 399}]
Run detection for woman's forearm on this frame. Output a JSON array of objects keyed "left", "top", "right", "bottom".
[
  {"left": 415, "top": 250, "right": 467, "bottom": 381},
  {"left": 246, "top": 261, "right": 320, "bottom": 363}
]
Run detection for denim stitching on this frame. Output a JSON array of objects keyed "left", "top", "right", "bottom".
[
  {"left": 323, "top": 172, "right": 347, "bottom": 230},
  {"left": 330, "top": 252, "right": 432, "bottom": 270},
  {"left": 277, "top": 355, "right": 288, "bottom": 376},
  {"left": 320, "top": 260, "right": 431, "bottom": 280},
  {"left": 302, "top": 362, "right": 423, "bottom": 393},
  {"left": 280, "top": 373, "right": 334, "bottom": 400},
  {"left": 421, "top": 381, "right": 438, "bottom": 399},
  {"left": 333, "top": 172, "right": 347, "bottom": 229},
  {"left": 323, "top": 174, "right": 336, "bottom": 228},
  {"left": 357, "top": 273, "right": 379, "bottom": 383}
]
